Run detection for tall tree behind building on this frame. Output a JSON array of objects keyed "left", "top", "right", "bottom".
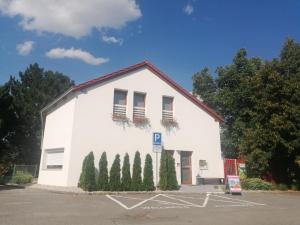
[
  {"left": 192, "top": 38, "right": 300, "bottom": 184},
  {"left": 0, "top": 63, "right": 74, "bottom": 169}
]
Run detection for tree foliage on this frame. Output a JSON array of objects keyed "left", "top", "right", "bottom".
[
  {"left": 121, "top": 153, "right": 131, "bottom": 191},
  {"left": 97, "top": 152, "right": 109, "bottom": 191},
  {"left": 193, "top": 38, "right": 300, "bottom": 184},
  {"left": 78, "top": 152, "right": 96, "bottom": 191},
  {"left": 109, "top": 154, "right": 121, "bottom": 191},
  {"left": 0, "top": 63, "right": 74, "bottom": 171},
  {"left": 143, "top": 154, "right": 155, "bottom": 191},
  {"left": 131, "top": 151, "right": 142, "bottom": 191}
]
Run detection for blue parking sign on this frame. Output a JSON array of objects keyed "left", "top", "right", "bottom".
[{"left": 153, "top": 133, "right": 162, "bottom": 146}]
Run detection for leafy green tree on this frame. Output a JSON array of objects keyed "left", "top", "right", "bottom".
[
  {"left": 0, "top": 85, "right": 19, "bottom": 175},
  {"left": 192, "top": 67, "right": 218, "bottom": 110},
  {"left": 78, "top": 152, "right": 96, "bottom": 191},
  {"left": 0, "top": 63, "right": 74, "bottom": 169},
  {"left": 143, "top": 154, "right": 155, "bottom": 191},
  {"left": 192, "top": 38, "right": 300, "bottom": 185},
  {"left": 97, "top": 152, "right": 109, "bottom": 191},
  {"left": 110, "top": 154, "right": 121, "bottom": 191},
  {"left": 121, "top": 153, "right": 131, "bottom": 191},
  {"left": 131, "top": 151, "right": 142, "bottom": 191}
]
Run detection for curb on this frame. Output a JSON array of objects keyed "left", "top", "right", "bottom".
[
  {"left": 27, "top": 185, "right": 226, "bottom": 195},
  {"left": 241, "top": 190, "right": 300, "bottom": 193}
]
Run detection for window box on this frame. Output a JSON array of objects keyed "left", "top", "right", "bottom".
[
  {"left": 112, "top": 113, "right": 129, "bottom": 122},
  {"left": 133, "top": 117, "right": 150, "bottom": 126},
  {"left": 161, "top": 118, "right": 178, "bottom": 128}
]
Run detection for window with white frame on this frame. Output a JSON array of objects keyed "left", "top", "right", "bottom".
[
  {"left": 113, "top": 89, "right": 127, "bottom": 119},
  {"left": 133, "top": 92, "right": 146, "bottom": 122},
  {"left": 44, "top": 149, "right": 64, "bottom": 170},
  {"left": 162, "top": 96, "right": 174, "bottom": 121}
]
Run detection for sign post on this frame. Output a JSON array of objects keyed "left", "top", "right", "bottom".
[{"left": 153, "top": 132, "right": 162, "bottom": 188}]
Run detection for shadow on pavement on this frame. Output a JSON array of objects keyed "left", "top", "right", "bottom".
[{"left": 0, "top": 185, "right": 25, "bottom": 191}]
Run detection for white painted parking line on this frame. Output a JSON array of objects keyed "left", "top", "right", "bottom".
[
  {"left": 106, "top": 194, "right": 162, "bottom": 210},
  {"left": 209, "top": 194, "right": 265, "bottom": 206},
  {"left": 109, "top": 194, "right": 197, "bottom": 207},
  {"left": 159, "top": 193, "right": 209, "bottom": 208},
  {"left": 106, "top": 193, "right": 265, "bottom": 210}
]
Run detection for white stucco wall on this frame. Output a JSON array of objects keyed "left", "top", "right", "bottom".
[
  {"left": 65, "top": 68, "right": 224, "bottom": 187},
  {"left": 38, "top": 96, "right": 76, "bottom": 186}
]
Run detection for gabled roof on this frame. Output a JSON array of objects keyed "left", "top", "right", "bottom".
[{"left": 42, "top": 61, "right": 224, "bottom": 123}]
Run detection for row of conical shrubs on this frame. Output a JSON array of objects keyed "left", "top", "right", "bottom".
[
  {"left": 78, "top": 151, "right": 155, "bottom": 192},
  {"left": 78, "top": 150, "right": 178, "bottom": 192}
]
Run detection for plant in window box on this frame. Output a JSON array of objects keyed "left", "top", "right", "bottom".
[
  {"left": 133, "top": 117, "right": 150, "bottom": 127},
  {"left": 161, "top": 118, "right": 178, "bottom": 128},
  {"left": 112, "top": 113, "right": 130, "bottom": 123}
]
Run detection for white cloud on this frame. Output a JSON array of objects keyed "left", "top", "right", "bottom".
[
  {"left": 46, "top": 48, "right": 109, "bottom": 65},
  {"left": 0, "top": 0, "right": 141, "bottom": 38},
  {"left": 183, "top": 4, "right": 194, "bottom": 15},
  {"left": 101, "top": 35, "right": 123, "bottom": 45},
  {"left": 16, "top": 41, "right": 34, "bottom": 55}
]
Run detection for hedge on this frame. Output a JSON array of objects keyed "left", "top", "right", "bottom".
[
  {"left": 241, "top": 178, "right": 274, "bottom": 190},
  {"left": 11, "top": 172, "right": 33, "bottom": 184}
]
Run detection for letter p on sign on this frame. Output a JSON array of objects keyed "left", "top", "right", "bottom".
[{"left": 153, "top": 132, "right": 162, "bottom": 146}]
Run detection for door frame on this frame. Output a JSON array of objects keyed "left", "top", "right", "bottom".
[{"left": 180, "top": 151, "right": 192, "bottom": 184}]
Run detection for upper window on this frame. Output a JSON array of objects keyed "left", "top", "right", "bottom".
[
  {"left": 162, "top": 96, "right": 174, "bottom": 121},
  {"left": 44, "top": 149, "right": 64, "bottom": 170},
  {"left": 113, "top": 90, "right": 127, "bottom": 119},
  {"left": 114, "top": 90, "right": 127, "bottom": 105},
  {"left": 133, "top": 92, "right": 146, "bottom": 122}
]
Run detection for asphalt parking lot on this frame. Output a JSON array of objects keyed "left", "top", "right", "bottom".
[{"left": 0, "top": 187, "right": 299, "bottom": 225}]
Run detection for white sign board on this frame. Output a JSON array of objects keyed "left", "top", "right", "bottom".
[{"left": 153, "top": 145, "right": 162, "bottom": 153}]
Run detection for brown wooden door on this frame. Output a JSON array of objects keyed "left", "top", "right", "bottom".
[{"left": 181, "top": 151, "right": 192, "bottom": 184}]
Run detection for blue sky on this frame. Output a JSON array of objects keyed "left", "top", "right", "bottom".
[{"left": 1, "top": 0, "right": 300, "bottom": 90}]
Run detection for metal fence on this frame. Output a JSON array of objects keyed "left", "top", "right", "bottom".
[{"left": 12, "top": 165, "right": 38, "bottom": 178}]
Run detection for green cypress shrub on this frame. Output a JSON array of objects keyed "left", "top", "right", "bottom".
[
  {"left": 121, "top": 153, "right": 131, "bottom": 191},
  {"left": 98, "top": 151, "right": 109, "bottom": 191},
  {"left": 109, "top": 154, "right": 121, "bottom": 191},
  {"left": 78, "top": 151, "right": 96, "bottom": 191},
  {"left": 159, "top": 150, "right": 178, "bottom": 190},
  {"left": 79, "top": 155, "right": 88, "bottom": 188},
  {"left": 167, "top": 153, "right": 178, "bottom": 190},
  {"left": 159, "top": 150, "right": 168, "bottom": 190},
  {"left": 143, "top": 154, "right": 155, "bottom": 191},
  {"left": 131, "top": 151, "right": 142, "bottom": 191}
]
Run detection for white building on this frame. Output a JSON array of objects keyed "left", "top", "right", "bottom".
[{"left": 38, "top": 61, "right": 224, "bottom": 187}]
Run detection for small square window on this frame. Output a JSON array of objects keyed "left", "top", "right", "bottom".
[
  {"left": 44, "top": 149, "right": 64, "bottom": 170},
  {"left": 199, "top": 160, "right": 208, "bottom": 170}
]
